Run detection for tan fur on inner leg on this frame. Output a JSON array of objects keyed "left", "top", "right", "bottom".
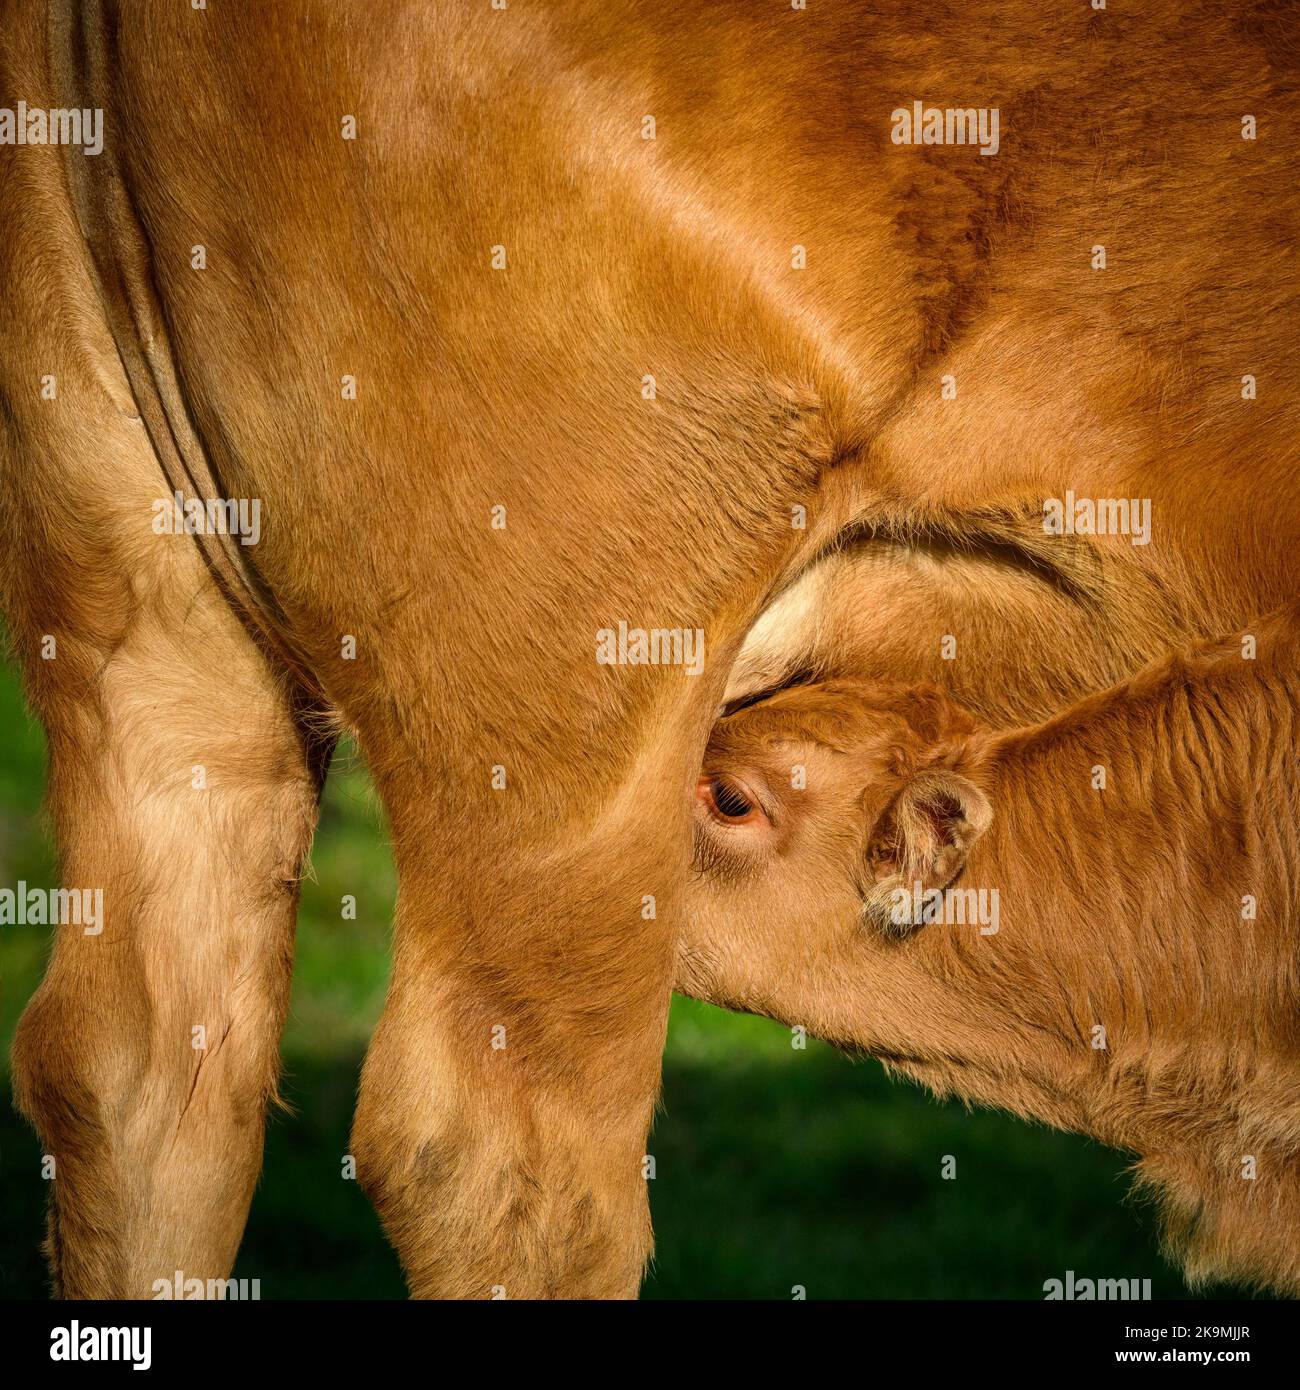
[
  {"left": 8, "top": 564, "right": 327, "bottom": 1297},
  {"left": 0, "top": 93, "right": 328, "bottom": 1289}
]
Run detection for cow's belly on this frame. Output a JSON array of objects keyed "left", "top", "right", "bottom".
[
  {"left": 30, "top": 0, "right": 1300, "bottom": 748},
  {"left": 727, "top": 498, "right": 1297, "bottom": 729},
  {"left": 726, "top": 541, "right": 1108, "bottom": 726}
]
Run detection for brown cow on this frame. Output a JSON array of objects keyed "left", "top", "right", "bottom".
[
  {"left": 683, "top": 601, "right": 1300, "bottom": 1294},
  {"left": 1, "top": 1, "right": 1297, "bottom": 1296}
]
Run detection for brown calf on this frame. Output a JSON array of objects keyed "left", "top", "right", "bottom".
[{"left": 683, "top": 602, "right": 1300, "bottom": 1293}]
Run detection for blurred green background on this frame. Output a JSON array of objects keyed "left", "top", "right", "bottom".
[{"left": 0, "top": 654, "right": 1260, "bottom": 1301}]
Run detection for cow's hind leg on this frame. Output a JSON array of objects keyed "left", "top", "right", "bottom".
[
  {"left": 6, "top": 536, "right": 328, "bottom": 1296},
  {"left": 0, "top": 313, "right": 327, "bottom": 1295},
  {"left": 8, "top": 560, "right": 327, "bottom": 1298},
  {"left": 0, "top": 65, "right": 333, "bottom": 1291}
]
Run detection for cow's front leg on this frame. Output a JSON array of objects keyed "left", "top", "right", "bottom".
[{"left": 352, "top": 733, "right": 691, "bottom": 1299}]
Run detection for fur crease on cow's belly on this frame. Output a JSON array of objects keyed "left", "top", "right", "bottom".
[{"left": 724, "top": 532, "right": 1142, "bottom": 726}]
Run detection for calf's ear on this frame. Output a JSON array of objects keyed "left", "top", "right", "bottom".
[{"left": 863, "top": 770, "right": 993, "bottom": 936}]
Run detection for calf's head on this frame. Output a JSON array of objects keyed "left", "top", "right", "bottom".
[
  {"left": 691, "top": 678, "right": 991, "bottom": 951},
  {"left": 683, "top": 674, "right": 1300, "bottom": 1297}
]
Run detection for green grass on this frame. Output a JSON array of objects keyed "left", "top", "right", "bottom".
[{"left": 0, "top": 658, "right": 1261, "bottom": 1300}]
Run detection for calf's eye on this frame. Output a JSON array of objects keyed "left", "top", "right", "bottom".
[{"left": 698, "top": 774, "right": 761, "bottom": 825}]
